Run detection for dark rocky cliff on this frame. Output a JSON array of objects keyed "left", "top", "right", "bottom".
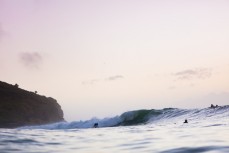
[{"left": 0, "top": 81, "right": 64, "bottom": 128}]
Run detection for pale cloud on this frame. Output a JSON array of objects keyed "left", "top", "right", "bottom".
[
  {"left": 82, "top": 79, "right": 100, "bottom": 85},
  {"left": 82, "top": 75, "right": 124, "bottom": 85},
  {"left": 19, "top": 52, "right": 43, "bottom": 69},
  {"left": 105, "top": 75, "right": 124, "bottom": 81},
  {"left": 168, "top": 86, "right": 176, "bottom": 90},
  {"left": 173, "top": 68, "right": 212, "bottom": 80}
]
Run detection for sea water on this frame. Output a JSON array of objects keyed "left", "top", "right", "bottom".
[{"left": 0, "top": 106, "right": 229, "bottom": 153}]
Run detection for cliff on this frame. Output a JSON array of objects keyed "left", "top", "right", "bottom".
[{"left": 0, "top": 81, "right": 64, "bottom": 128}]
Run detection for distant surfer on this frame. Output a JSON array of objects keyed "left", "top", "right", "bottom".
[
  {"left": 184, "top": 119, "right": 188, "bottom": 123},
  {"left": 210, "top": 104, "right": 219, "bottom": 108},
  {"left": 93, "top": 123, "right": 98, "bottom": 128}
]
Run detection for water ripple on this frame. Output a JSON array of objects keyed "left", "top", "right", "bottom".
[{"left": 160, "top": 146, "right": 229, "bottom": 153}]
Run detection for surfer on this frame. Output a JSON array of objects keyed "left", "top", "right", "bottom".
[
  {"left": 93, "top": 123, "right": 98, "bottom": 128},
  {"left": 184, "top": 119, "right": 188, "bottom": 123},
  {"left": 210, "top": 104, "right": 219, "bottom": 108},
  {"left": 210, "top": 104, "right": 215, "bottom": 108}
]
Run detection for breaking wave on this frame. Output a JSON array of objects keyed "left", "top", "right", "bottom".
[{"left": 20, "top": 105, "right": 229, "bottom": 129}]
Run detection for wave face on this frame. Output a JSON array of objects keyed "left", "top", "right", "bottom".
[{"left": 20, "top": 105, "right": 229, "bottom": 129}]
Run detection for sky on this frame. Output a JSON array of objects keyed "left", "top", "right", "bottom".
[{"left": 0, "top": 0, "right": 229, "bottom": 121}]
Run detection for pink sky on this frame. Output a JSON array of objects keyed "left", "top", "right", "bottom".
[{"left": 1, "top": 0, "right": 229, "bottom": 121}]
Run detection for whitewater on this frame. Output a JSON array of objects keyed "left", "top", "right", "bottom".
[{"left": 0, "top": 106, "right": 229, "bottom": 153}]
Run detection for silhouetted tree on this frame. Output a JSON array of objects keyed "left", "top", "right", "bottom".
[
  {"left": 35, "top": 91, "right": 37, "bottom": 94},
  {"left": 14, "top": 84, "right": 19, "bottom": 88}
]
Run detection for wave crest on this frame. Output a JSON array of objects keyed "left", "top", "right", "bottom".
[{"left": 20, "top": 105, "right": 229, "bottom": 129}]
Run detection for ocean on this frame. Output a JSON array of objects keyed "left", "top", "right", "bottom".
[{"left": 0, "top": 106, "right": 229, "bottom": 153}]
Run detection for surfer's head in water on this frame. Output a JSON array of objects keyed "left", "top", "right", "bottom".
[
  {"left": 93, "top": 123, "right": 98, "bottom": 128},
  {"left": 184, "top": 119, "right": 188, "bottom": 123}
]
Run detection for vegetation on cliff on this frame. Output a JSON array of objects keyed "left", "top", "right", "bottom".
[{"left": 0, "top": 81, "right": 64, "bottom": 128}]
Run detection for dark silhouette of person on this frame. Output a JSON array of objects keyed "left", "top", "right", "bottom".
[
  {"left": 211, "top": 104, "right": 215, "bottom": 108},
  {"left": 93, "top": 123, "right": 98, "bottom": 128},
  {"left": 184, "top": 119, "right": 188, "bottom": 123},
  {"left": 211, "top": 104, "right": 219, "bottom": 108}
]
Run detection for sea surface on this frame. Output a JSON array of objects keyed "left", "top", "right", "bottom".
[{"left": 0, "top": 106, "right": 229, "bottom": 153}]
